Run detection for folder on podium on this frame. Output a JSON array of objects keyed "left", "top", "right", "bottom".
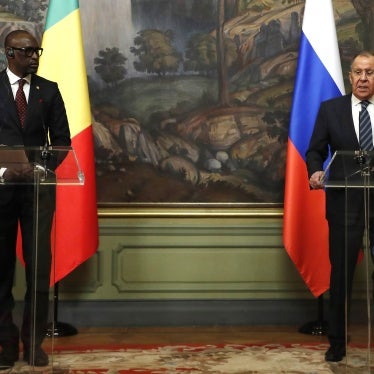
[{"left": 0, "top": 145, "right": 84, "bottom": 185}]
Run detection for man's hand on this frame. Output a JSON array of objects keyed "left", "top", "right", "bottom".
[
  {"left": 309, "top": 171, "right": 325, "bottom": 189},
  {"left": 3, "top": 165, "right": 34, "bottom": 182}
]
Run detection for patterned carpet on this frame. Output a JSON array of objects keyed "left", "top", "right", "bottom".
[{"left": 4, "top": 343, "right": 374, "bottom": 373}]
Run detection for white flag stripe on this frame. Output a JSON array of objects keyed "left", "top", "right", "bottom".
[{"left": 302, "top": 0, "right": 345, "bottom": 95}]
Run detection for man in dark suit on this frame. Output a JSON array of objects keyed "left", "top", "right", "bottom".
[
  {"left": 306, "top": 51, "right": 374, "bottom": 362},
  {"left": 0, "top": 30, "right": 70, "bottom": 368}
]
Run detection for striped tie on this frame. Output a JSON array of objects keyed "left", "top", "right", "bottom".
[{"left": 359, "top": 100, "right": 373, "bottom": 151}]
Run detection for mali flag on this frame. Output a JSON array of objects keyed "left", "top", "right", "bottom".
[
  {"left": 283, "top": 0, "right": 345, "bottom": 297},
  {"left": 38, "top": 0, "right": 98, "bottom": 282}
]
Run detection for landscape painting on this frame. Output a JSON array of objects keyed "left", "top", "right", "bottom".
[{"left": 88, "top": 0, "right": 301, "bottom": 205}]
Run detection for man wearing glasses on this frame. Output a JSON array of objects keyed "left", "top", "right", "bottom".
[
  {"left": 307, "top": 51, "right": 374, "bottom": 362},
  {"left": 0, "top": 30, "right": 70, "bottom": 368}
]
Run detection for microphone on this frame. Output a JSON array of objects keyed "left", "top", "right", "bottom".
[
  {"left": 355, "top": 149, "right": 366, "bottom": 166},
  {"left": 36, "top": 87, "right": 51, "bottom": 181},
  {"left": 36, "top": 87, "right": 51, "bottom": 161}
]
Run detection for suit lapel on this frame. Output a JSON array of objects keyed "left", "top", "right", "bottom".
[
  {"left": 339, "top": 95, "right": 359, "bottom": 149},
  {"left": 25, "top": 76, "right": 45, "bottom": 129},
  {"left": 27, "top": 78, "right": 39, "bottom": 123},
  {"left": 0, "top": 71, "right": 19, "bottom": 124}
]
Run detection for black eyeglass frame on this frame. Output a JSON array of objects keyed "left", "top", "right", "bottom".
[{"left": 9, "top": 46, "right": 43, "bottom": 57}]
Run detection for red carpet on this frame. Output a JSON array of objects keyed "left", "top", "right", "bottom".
[{"left": 5, "top": 343, "right": 373, "bottom": 373}]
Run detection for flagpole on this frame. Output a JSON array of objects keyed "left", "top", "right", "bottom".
[
  {"left": 46, "top": 282, "right": 78, "bottom": 337},
  {"left": 298, "top": 294, "right": 328, "bottom": 335}
]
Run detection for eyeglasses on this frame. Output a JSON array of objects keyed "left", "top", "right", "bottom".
[
  {"left": 10, "top": 46, "right": 43, "bottom": 57},
  {"left": 351, "top": 69, "right": 374, "bottom": 78}
]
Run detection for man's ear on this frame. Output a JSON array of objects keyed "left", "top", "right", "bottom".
[{"left": 6, "top": 48, "right": 14, "bottom": 58}]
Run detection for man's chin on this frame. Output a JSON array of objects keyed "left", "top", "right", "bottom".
[{"left": 27, "top": 66, "right": 38, "bottom": 74}]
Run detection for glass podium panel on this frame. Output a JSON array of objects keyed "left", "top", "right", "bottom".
[
  {"left": 0, "top": 145, "right": 84, "bottom": 186},
  {"left": 0, "top": 146, "right": 83, "bottom": 373},
  {"left": 324, "top": 150, "right": 374, "bottom": 372}
]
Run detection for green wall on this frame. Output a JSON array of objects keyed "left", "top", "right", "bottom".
[{"left": 13, "top": 207, "right": 371, "bottom": 303}]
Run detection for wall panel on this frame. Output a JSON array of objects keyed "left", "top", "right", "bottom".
[{"left": 13, "top": 213, "right": 370, "bottom": 302}]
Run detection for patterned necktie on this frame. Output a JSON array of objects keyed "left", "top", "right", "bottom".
[
  {"left": 359, "top": 100, "right": 373, "bottom": 150},
  {"left": 15, "top": 79, "right": 27, "bottom": 127}
]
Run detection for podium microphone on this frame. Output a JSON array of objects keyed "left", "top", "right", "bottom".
[
  {"left": 355, "top": 149, "right": 366, "bottom": 166},
  {"left": 37, "top": 95, "right": 51, "bottom": 162}
]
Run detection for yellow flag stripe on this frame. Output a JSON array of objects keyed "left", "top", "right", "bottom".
[{"left": 38, "top": 9, "right": 90, "bottom": 138}]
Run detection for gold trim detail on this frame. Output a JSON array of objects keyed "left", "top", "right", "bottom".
[{"left": 98, "top": 204, "right": 283, "bottom": 218}]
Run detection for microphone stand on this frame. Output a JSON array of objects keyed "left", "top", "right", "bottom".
[
  {"left": 37, "top": 95, "right": 77, "bottom": 337},
  {"left": 298, "top": 294, "right": 328, "bottom": 335},
  {"left": 42, "top": 144, "right": 77, "bottom": 337},
  {"left": 46, "top": 282, "right": 78, "bottom": 337}
]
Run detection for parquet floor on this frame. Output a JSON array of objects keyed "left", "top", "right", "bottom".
[{"left": 49, "top": 325, "right": 331, "bottom": 349}]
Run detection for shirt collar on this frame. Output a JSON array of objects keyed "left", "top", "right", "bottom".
[{"left": 6, "top": 68, "right": 31, "bottom": 86}]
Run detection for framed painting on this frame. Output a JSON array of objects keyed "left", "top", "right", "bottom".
[{"left": 86, "top": 0, "right": 299, "bottom": 211}]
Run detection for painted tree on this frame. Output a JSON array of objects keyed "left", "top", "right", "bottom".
[
  {"left": 351, "top": 0, "right": 374, "bottom": 50},
  {"left": 94, "top": 47, "right": 127, "bottom": 87},
  {"left": 184, "top": 33, "right": 237, "bottom": 76},
  {"left": 130, "top": 29, "right": 182, "bottom": 77},
  {"left": 184, "top": 34, "right": 218, "bottom": 76}
]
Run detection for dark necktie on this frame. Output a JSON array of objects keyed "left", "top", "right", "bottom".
[
  {"left": 15, "top": 79, "right": 27, "bottom": 127},
  {"left": 359, "top": 100, "right": 373, "bottom": 151}
]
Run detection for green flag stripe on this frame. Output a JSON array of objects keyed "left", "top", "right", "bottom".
[{"left": 44, "top": 0, "right": 78, "bottom": 30}]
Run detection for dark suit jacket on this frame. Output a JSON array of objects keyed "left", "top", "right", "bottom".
[
  {"left": 0, "top": 69, "right": 70, "bottom": 148},
  {"left": 0, "top": 71, "right": 71, "bottom": 345},
  {"left": 306, "top": 93, "right": 373, "bottom": 226}
]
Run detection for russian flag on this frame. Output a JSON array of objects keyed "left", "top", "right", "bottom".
[{"left": 283, "top": 0, "right": 345, "bottom": 297}]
